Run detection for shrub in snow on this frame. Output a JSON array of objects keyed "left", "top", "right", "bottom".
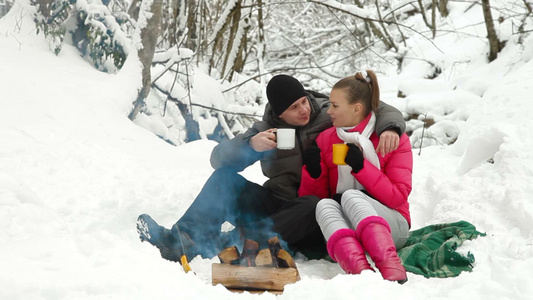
[{"left": 32, "top": 0, "right": 129, "bottom": 72}]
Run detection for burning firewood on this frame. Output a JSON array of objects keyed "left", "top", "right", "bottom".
[
  {"left": 267, "top": 236, "right": 296, "bottom": 268},
  {"left": 276, "top": 249, "right": 296, "bottom": 268},
  {"left": 217, "top": 246, "right": 240, "bottom": 264},
  {"left": 267, "top": 236, "right": 282, "bottom": 267},
  {"left": 212, "top": 236, "right": 300, "bottom": 293},
  {"left": 268, "top": 236, "right": 282, "bottom": 257},
  {"left": 241, "top": 239, "right": 259, "bottom": 267},
  {"left": 255, "top": 248, "right": 274, "bottom": 267}
]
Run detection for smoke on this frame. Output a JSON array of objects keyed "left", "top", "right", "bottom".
[
  {"left": 172, "top": 167, "right": 293, "bottom": 259},
  {"left": 176, "top": 215, "right": 291, "bottom": 260}
]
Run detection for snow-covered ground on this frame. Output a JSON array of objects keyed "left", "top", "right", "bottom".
[{"left": 1, "top": 2, "right": 533, "bottom": 300}]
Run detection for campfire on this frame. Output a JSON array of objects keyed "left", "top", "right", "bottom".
[{"left": 211, "top": 236, "right": 300, "bottom": 293}]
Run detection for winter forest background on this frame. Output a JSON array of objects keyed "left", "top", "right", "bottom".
[
  {"left": 2, "top": 0, "right": 533, "bottom": 299},
  {"left": 6, "top": 0, "right": 531, "bottom": 146}
]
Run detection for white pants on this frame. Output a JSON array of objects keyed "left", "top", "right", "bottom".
[{"left": 316, "top": 190, "right": 409, "bottom": 249}]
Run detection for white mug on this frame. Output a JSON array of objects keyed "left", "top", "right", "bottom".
[{"left": 276, "top": 128, "right": 296, "bottom": 150}]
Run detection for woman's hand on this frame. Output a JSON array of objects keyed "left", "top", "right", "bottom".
[
  {"left": 376, "top": 129, "right": 400, "bottom": 157},
  {"left": 303, "top": 141, "right": 322, "bottom": 179},
  {"left": 249, "top": 129, "right": 277, "bottom": 152},
  {"left": 345, "top": 143, "right": 364, "bottom": 173}
]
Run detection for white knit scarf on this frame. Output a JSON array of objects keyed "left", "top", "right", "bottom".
[{"left": 335, "top": 112, "right": 381, "bottom": 193}]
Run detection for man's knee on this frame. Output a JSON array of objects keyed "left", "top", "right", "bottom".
[
  {"left": 208, "top": 167, "right": 246, "bottom": 186},
  {"left": 211, "top": 167, "right": 240, "bottom": 179},
  {"left": 280, "top": 195, "right": 321, "bottom": 212}
]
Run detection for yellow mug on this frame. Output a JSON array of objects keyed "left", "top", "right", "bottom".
[{"left": 332, "top": 143, "right": 349, "bottom": 165}]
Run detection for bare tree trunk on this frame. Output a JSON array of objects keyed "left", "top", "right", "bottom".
[
  {"left": 221, "top": 1, "right": 242, "bottom": 78},
  {"left": 128, "top": 0, "right": 163, "bottom": 120},
  {"left": 417, "top": 0, "right": 431, "bottom": 29},
  {"left": 164, "top": 0, "right": 178, "bottom": 47},
  {"left": 517, "top": 0, "right": 532, "bottom": 43},
  {"left": 127, "top": 0, "right": 141, "bottom": 21},
  {"left": 364, "top": 20, "right": 394, "bottom": 50},
  {"left": 186, "top": 0, "right": 198, "bottom": 51},
  {"left": 431, "top": 0, "right": 437, "bottom": 38},
  {"left": 173, "top": 0, "right": 190, "bottom": 49},
  {"left": 229, "top": 4, "right": 252, "bottom": 81},
  {"left": 256, "top": 0, "right": 267, "bottom": 103},
  {"left": 209, "top": 3, "right": 236, "bottom": 75},
  {"left": 232, "top": 23, "right": 249, "bottom": 77},
  {"left": 481, "top": 0, "right": 501, "bottom": 62},
  {"left": 197, "top": 1, "right": 209, "bottom": 64},
  {"left": 524, "top": 0, "right": 533, "bottom": 14},
  {"left": 387, "top": 0, "right": 407, "bottom": 47},
  {"left": 373, "top": 0, "right": 398, "bottom": 51},
  {"left": 257, "top": 0, "right": 265, "bottom": 54},
  {"left": 439, "top": 0, "right": 449, "bottom": 17},
  {"left": 349, "top": 0, "right": 394, "bottom": 50}
]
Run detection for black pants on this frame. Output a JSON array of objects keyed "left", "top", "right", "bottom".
[{"left": 176, "top": 167, "right": 327, "bottom": 259}]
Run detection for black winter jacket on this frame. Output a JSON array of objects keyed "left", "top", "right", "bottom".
[{"left": 210, "top": 91, "right": 405, "bottom": 201}]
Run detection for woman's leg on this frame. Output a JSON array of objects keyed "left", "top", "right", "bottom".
[
  {"left": 340, "top": 190, "right": 408, "bottom": 283},
  {"left": 316, "top": 199, "right": 350, "bottom": 240},
  {"left": 341, "top": 190, "right": 409, "bottom": 248},
  {"left": 316, "top": 199, "right": 372, "bottom": 274}
]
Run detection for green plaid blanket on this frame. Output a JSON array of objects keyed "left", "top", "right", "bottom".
[{"left": 397, "top": 220, "right": 486, "bottom": 278}]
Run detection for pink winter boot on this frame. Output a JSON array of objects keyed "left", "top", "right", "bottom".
[
  {"left": 356, "top": 216, "right": 407, "bottom": 284},
  {"left": 327, "top": 228, "right": 373, "bottom": 275}
]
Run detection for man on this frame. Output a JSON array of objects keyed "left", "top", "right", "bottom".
[{"left": 137, "top": 74, "right": 405, "bottom": 262}]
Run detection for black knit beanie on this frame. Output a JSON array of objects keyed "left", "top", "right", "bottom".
[{"left": 266, "top": 75, "right": 307, "bottom": 116}]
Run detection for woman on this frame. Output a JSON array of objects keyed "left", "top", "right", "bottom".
[{"left": 298, "top": 70, "right": 412, "bottom": 284}]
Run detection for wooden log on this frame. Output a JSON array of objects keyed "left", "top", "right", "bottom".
[
  {"left": 276, "top": 249, "right": 297, "bottom": 269},
  {"left": 255, "top": 248, "right": 274, "bottom": 267},
  {"left": 217, "top": 246, "right": 240, "bottom": 264},
  {"left": 267, "top": 236, "right": 282, "bottom": 257},
  {"left": 212, "top": 264, "right": 300, "bottom": 291},
  {"left": 241, "top": 239, "right": 259, "bottom": 266},
  {"left": 267, "top": 236, "right": 282, "bottom": 267},
  {"left": 227, "top": 288, "right": 283, "bottom": 295}
]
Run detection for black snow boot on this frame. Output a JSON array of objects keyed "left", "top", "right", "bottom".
[{"left": 136, "top": 214, "right": 195, "bottom": 263}]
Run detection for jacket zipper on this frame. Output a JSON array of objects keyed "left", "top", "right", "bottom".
[{"left": 297, "top": 128, "right": 304, "bottom": 155}]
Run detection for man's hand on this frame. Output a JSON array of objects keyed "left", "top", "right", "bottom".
[
  {"left": 249, "top": 128, "right": 277, "bottom": 152},
  {"left": 376, "top": 129, "right": 400, "bottom": 157}
]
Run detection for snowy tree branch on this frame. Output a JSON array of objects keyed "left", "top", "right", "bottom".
[{"left": 153, "top": 84, "right": 262, "bottom": 118}]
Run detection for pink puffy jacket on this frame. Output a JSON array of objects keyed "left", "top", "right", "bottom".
[{"left": 298, "top": 113, "right": 413, "bottom": 226}]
